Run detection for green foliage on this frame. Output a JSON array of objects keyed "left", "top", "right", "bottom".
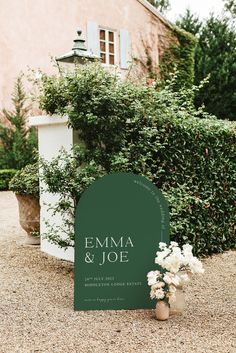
[
  {"left": 0, "top": 169, "right": 17, "bottom": 190},
  {"left": 40, "top": 146, "right": 106, "bottom": 248},
  {"left": 195, "top": 15, "right": 236, "bottom": 120},
  {"left": 177, "top": 11, "right": 236, "bottom": 120},
  {"left": 176, "top": 9, "right": 202, "bottom": 36},
  {"left": 147, "top": 0, "right": 170, "bottom": 13},
  {"left": 0, "top": 77, "right": 38, "bottom": 169},
  {"left": 9, "top": 163, "right": 39, "bottom": 197},
  {"left": 39, "top": 65, "right": 155, "bottom": 168},
  {"left": 173, "top": 27, "right": 197, "bottom": 90},
  {"left": 38, "top": 64, "right": 236, "bottom": 255},
  {"left": 224, "top": 0, "right": 236, "bottom": 17}
]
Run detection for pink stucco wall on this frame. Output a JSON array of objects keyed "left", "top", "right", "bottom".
[{"left": 0, "top": 0, "right": 173, "bottom": 110}]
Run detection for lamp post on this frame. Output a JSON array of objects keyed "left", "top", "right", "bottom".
[{"left": 56, "top": 28, "right": 100, "bottom": 65}]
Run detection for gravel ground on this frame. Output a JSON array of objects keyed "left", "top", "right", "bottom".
[{"left": 0, "top": 191, "right": 235, "bottom": 353}]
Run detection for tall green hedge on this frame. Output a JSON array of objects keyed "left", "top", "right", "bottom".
[
  {"left": 113, "top": 116, "right": 235, "bottom": 255},
  {"left": 0, "top": 169, "right": 18, "bottom": 190},
  {"left": 39, "top": 64, "right": 236, "bottom": 255}
]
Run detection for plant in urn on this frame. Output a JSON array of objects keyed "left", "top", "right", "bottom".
[
  {"left": 148, "top": 242, "right": 204, "bottom": 319},
  {"left": 147, "top": 269, "right": 180, "bottom": 320}
]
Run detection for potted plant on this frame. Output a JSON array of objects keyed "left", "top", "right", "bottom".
[
  {"left": 147, "top": 242, "right": 204, "bottom": 320},
  {"left": 147, "top": 269, "right": 179, "bottom": 320},
  {"left": 9, "top": 163, "right": 40, "bottom": 245}
]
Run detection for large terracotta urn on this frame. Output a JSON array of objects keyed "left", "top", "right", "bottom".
[{"left": 16, "top": 194, "right": 40, "bottom": 245}]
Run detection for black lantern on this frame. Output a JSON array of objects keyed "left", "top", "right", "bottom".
[{"left": 56, "top": 29, "right": 100, "bottom": 64}]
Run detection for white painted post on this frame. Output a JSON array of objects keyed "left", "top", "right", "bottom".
[{"left": 29, "top": 115, "right": 75, "bottom": 262}]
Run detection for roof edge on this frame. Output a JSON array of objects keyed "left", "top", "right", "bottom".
[{"left": 137, "top": 0, "right": 174, "bottom": 30}]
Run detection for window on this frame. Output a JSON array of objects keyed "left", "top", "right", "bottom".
[{"left": 99, "top": 28, "right": 116, "bottom": 65}]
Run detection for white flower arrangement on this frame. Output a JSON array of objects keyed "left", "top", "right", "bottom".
[
  {"left": 156, "top": 242, "right": 204, "bottom": 275},
  {"left": 147, "top": 241, "right": 204, "bottom": 303},
  {"left": 147, "top": 270, "right": 180, "bottom": 304}
]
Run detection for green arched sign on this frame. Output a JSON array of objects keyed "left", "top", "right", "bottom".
[{"left": 74, "top": 173, "right": 169, "bottom": 310}]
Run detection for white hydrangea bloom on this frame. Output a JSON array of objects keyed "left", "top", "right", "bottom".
[
  {"left": 147, "top": 270, "right": 160, "bottom": 285},
  {"left": 155, "top": 288, "right": 165, "bottom": 299},
  {"left": 156, "top": 281, "right": 165, "bottom": 288},
  {"left": 150, "top": 283, "right": 166, "bottom": 300},
  {"left": 182, "top": 244, "right": 194, "bottom": 266},
  {"left": 163, "top": 273, "right": 172, "bottom": 284},
  {"left": 178, "top": 273, "right": 190, "bottom": 285},
  {"left": 159, "top": 242, "right": 167, "bottom": 250},
  {"left": 155, "top": 248, "right": 171, "bottom": 266},
  {"left": 170, "top": 241, "right": 179, "bottom": 248},
  {"left": 163, "top": 253, "right": 183, "bottom": 273},
  {"left": 163, "top": 272, "right": 180, "bottom": 286},
  {"left": 183, "top": 243, "right": 193, "bottom": 253},
  {"left": 150, "top": 286, "right": 157, "bottom": 299},
  {"left": 188, "top": 257, "right": 205, "bottom": 274}
]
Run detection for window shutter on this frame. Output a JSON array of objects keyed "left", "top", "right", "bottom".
[
  {"left": 120, "top": 29, "right": 129, "bottom": 69},
  {"left": 87, "top": 21, "right": 100, "bottom": 56}
]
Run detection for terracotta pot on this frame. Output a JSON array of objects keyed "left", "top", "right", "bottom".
[
  {"left": 170, "top": 285, "right": 185, "bottom": 315},
  {"left": 155, "top": 300, "right": 170, "bottom": 321},
  {"left": 16, "top": 194, "right": 40, "bottom": 245}
]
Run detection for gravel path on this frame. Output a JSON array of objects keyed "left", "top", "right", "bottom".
[{"left": 0, "top": 191, "right": 235, "bottom": 353}]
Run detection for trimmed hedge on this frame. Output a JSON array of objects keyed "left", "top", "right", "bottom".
[
  {"left": 0, "top": 169, "right": 18, "bottom": 190},
  {"left": 159, "top": 118, "right": 235, "bottom": 255},
  {"left": 111, "top": 115, "right": 236, "bottom": 255}
]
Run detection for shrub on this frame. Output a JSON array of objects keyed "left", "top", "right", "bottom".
[
  {"left": 40, "top": 146, "right": 106, "bottom": 248},
  {"left": 0, "top": 169, "right": 18, "bottom": 190},
  {"left": 9, "top": 163, "right": 39, "bottom": 198},
  {"left": 38, "top": 64, "right": 236, "bottom": 255},
  {"left": 0, "top": 77, "right": 38, "bottom": 169}
]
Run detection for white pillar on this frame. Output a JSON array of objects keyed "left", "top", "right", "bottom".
[{"left": 29, "top": 115, "right": 74, "bottom": 262}]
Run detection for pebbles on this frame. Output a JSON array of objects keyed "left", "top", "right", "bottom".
[{"left": 0, "top": 192, "right": 236, "bottom": 353}]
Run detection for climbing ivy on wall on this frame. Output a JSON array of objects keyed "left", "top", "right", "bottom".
[{"left": 159, "top": 26, "right": 197, "bottom": 91}]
